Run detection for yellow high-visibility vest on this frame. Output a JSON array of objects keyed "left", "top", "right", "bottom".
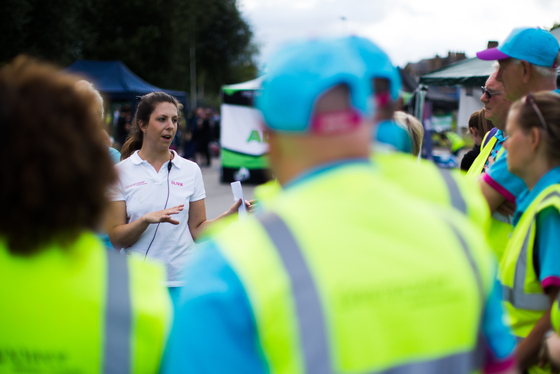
[
  {"left": 465, "top": 137, "right": 512, "bottom": 261},
  {"left": 499, "top": 185, "right": 560, "bottom": 374},
  {"left": 466, "top": 130, "right": 498, "bottom": 180},
  {"left": 254, "top": 152, "right": 490, "bottom": 233},
  {"left": 213, "top": 163, "right": 495, "bottom": 373},
  {"left": 0, "top": 232, "right": 171, "bottom": 374}
]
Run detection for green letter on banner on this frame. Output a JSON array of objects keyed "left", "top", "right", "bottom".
[{"left": 247, "top": 130, "right": 262, "bottom": 143}]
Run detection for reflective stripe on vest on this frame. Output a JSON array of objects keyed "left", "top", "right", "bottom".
[
  {"left": 104, "top": 252, "right": 132, "bottom": 374},
  {"left": 258, "top": 212, "right": 482, "bottom": 374},
  {"left": 501, "top": 222, "right": 549, "bottom": 311},
  {"left": 446, "top": 222, "right": 483, "bottom": 305},
  {"left": 438, "top": 169, "right": 467, "bottom": 215}
]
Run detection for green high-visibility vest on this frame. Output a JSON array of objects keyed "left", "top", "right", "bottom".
[
  {"left": 552, "top": 290, "right": 560, "bottom": 333},
  {"left": 374, "top": 152, "right": 490, "bottom": 231},
  {"left": 485, "top": 213, "right": 513, "bottom": 262},
  {"left": 553, "top": 294, "right": 560, "bottom": 332},
  {"left": 465, "top": 140, "right": 512, "bottom": 261},
  {"left": 253, "top": 152, "right": 490, "bottom": 233},
  {"left": 0, "top": 232, "right": 171, "bottom": 374},
  {"left": 214, "top": 164, "right": 494, "bottom": 373},
  {"left": 498, "top": 185, "right": 560, "bottom": 374},
  {"left": 446, "top": 132, "right": 466, "bottom": 152},
  {"left": 465, "top": 131, "right": 498, "bottom": 180}
]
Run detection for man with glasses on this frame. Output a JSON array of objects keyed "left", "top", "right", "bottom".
[
  {"left": 474, "top": 27, "right": 559, "bottom": 222},
  {"left": 466, "top": 70, "right": 514, "bottom": 260},
  {"left": 479, "top": 28, "right": 560, "bottom": 103},
  {"left": 476, "top": 27, "right": 560, "bottom": 373},
  {"left": 476, "top": 27, "right": 560, "bottom": 218},
  {"left": 467, "top": 70, "right": 512, "bottom": 178}
]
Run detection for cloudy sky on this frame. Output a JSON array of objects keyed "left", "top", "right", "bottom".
[{"left": 239, "top": 0, "right": 560, "bottom": 69}]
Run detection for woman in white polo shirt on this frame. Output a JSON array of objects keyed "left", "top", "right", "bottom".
[{"left": 106, "top": 92, "right": 241, "bottom": 293}]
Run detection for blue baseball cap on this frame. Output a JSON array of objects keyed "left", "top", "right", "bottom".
[
  {"left": 256, "top": 37, "right": 373, "bottom": 134},
  {"left": 341, "top": 36, "right": 402, "bottom": 100},
  {"left": 374, "top": 120, "right": 412, "bottom": 153},
  {"left": 476, "top": 27, "right": 559, "bottom": 68}
]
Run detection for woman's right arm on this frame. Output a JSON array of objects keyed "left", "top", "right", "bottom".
[{"left": 106, "top": 201, "right": 184, "bottom": 249}]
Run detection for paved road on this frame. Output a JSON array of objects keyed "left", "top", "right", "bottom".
[{"left": 200, "top": 157, "right": 258, "bottom": 220}]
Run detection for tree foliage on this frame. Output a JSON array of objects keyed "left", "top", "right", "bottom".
[
  {"left": 0, "top": 0, "right": 95, "bottom": 66},
  {"left": 0, "top": 0, "right": 259, "bottom": 100}
]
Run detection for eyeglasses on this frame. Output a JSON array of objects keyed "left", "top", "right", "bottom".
[
  {"left": 481, "top": 86, "right": 503, "bottom": 99},
  {"left": 525, "top": 93, "right": 549, "bottom": 132}
]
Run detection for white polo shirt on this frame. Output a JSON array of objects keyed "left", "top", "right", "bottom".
[{"left": 107, "top": 150, "right": 206, "bottom": 286}]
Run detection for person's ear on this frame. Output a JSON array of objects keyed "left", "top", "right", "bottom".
[
  {"left": 529, "top": 126, "right": 541, "bottom": 153},
  {"left": 520, "top": 60, "right": 532, "bottom": 83},
  {"left": 138, "top": 120, "right": 147, "bottom": 133}
]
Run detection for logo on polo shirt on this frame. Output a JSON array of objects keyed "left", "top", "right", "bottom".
[
  {"left": 125, "top": 181, "right": 147, "bottom": 189},
  {"left": 171, "top": 181, "right": 183, "bottom": 187}
]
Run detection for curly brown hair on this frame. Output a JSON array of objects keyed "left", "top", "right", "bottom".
[
  {"left": 0, "top": 56, "right": 116, "bottom": 255},
  {"left": 120, "top": 92, "right": 183, "bottom": 160}
]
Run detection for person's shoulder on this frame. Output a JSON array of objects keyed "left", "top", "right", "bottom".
[
  {"left": 202, "top": 214, "right": 260, "bottom": 244},
  {"left": 375, "top": 152, "right": 437, "bottom": 182},
  {"left": 173, "top": 153, "right": 202, "bottom": 171},
  {"left": 108, "top": 147, "right": 121, "bottom": 164},
  {"left": 114, "top": 154, "right": 136, "bottom": 170},
  {"left": 460, "top": 149, "right": 479, "bottom": 171}
]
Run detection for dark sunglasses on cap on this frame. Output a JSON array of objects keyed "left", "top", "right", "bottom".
[{"left": 481, "top": 86, "right": 503, "bottom": 99}]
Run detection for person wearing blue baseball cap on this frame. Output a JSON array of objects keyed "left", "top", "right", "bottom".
[
  {"left": 475, "top": 28, "right": 559, "bottom": 237},
  {"left": 340, "top": 36, "right": 413, "bottom": 153},
  {"left": 476, "top": 27, "right": 560, "bottom": 374},
  {"left": 163, "top": 36, "right": 516, "bottom": 374},
  {"left": 475, "top": 28, "right": 559, "bottom": 266},
  {"left": 477, "top": 27, "right": 559, "bottom": 102}
]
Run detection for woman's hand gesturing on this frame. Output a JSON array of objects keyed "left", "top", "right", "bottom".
[{"left": 143, "top": 204, "right": 185, "bottom": 225}]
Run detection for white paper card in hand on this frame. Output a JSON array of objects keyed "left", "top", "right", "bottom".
[{"left": 230, "top": 181, "right": 247, "bottom": 218}]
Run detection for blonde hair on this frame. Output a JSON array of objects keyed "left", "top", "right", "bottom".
[
  {"left": 393, "top": 111, "right": 424, "bottom": 157},
  {"left": 75, "top": 80, "right": 104, "bottom": 121}
]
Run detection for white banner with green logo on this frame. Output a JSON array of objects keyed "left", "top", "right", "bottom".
[{"left": 220, "top": 104, "right": 269, "bottom": 157}]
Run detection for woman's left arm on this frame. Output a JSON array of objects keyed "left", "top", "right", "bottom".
[{"left": 188, "top": 199, "right": 244, "bottom": 241}]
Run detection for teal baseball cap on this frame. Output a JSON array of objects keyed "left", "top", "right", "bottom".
[
  {"left": 341, "top": 36, "right": 402, "bottom": 100},
  {"left": 477, "top": 27, "right": 559, "bottom": 68},
  {"left": 256, "top": 37, "right": 374, "bottom": 134}
]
